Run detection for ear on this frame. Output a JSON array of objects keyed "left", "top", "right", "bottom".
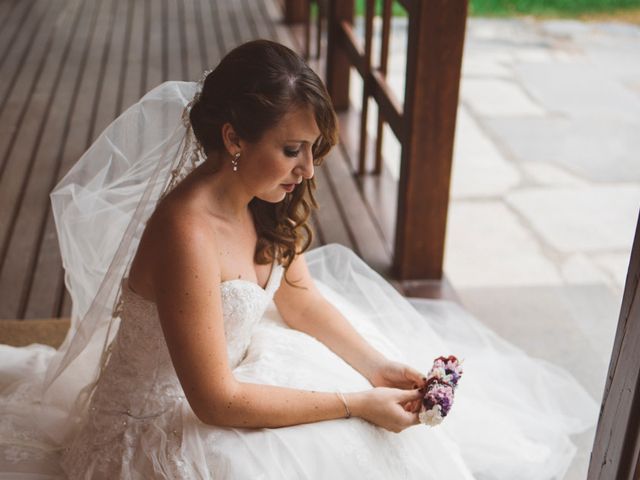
[{"left": 220, "top": 122, "right": 241, "bottom": 156}]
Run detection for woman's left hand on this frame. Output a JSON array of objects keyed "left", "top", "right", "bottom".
[{"left": 368, "top": 360, "right": 426, "bottom": 414}]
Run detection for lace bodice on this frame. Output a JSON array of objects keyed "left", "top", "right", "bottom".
[
  {"left": 105, "top": 262, "right": 283, "bottom": 406},
  {"left": 62, "top": 263, "right": 284, "bottom": 478}
]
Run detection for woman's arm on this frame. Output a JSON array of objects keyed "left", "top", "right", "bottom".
[
  {"left": 274, "top": 253, "right": 390, "bottom": 383},
  {"left": 213, "top": 382, "right": 354, "bottom": 428},
  {"left": 149, "top": 212, "right": 419, "bottom": 430},
  {"left": 217, "top": 382, "right": 421, "bottom": 432}
]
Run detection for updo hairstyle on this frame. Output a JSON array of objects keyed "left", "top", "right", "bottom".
[{"left": 189, "top": 40, "right": 338, "bottom": 273}]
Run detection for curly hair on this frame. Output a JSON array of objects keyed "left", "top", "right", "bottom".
[{"left": 188, "top": 40, "right": 338, "bottom": 276}]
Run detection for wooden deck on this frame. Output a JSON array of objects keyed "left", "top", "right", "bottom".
[{"left": 0, "top": 0, "right": 453, "bottom": 322}]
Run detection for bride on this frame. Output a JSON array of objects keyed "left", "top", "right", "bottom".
[{"left": 0, "top": 40, "right": 597, "bottom": 479}]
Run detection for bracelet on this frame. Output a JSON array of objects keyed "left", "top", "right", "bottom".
[{"left": 335, "top": 391, "right": 351, "bottom": 419}]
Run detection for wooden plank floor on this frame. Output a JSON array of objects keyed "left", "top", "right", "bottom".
[{"left": 0, "top": 0, "right": 452, "bottom": 322}]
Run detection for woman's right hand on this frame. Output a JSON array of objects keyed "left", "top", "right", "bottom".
[{"left": 349, "top": 387, "right": 422, "bottom": 433}]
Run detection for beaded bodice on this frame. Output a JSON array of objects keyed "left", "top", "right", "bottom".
[{"left": 87, "top": 264, "right": 284, "bottom": 427}]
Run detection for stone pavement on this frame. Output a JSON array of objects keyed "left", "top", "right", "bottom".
[{"left": 354, "top": 16, "right": 640, "bottom": 479}]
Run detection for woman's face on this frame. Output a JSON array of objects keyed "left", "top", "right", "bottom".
[{"left": 237, "top": 106, "right": 321, "bottom": 203}]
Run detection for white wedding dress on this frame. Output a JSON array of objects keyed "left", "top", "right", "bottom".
[
  {"left": 0, "top": 81, "right": 598, "bottom": 479},
  {"left": 1, "top": 244, "right": 598, "bottom": 479}
]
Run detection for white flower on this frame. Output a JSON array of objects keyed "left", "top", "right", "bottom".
[{"left": 419, "top": 405, "right": 443, "bottom": 427}]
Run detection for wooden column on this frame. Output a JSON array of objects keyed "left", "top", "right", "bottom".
[
  {"left": 374, "top": 0, "right": 392, "bottom": 174},
  {"left": 588, "top": 212, "right": 640, "bottom": 479},
  {"left": 283, "top": 0, "right": 309, "bottom": 24},
  {"left": 357, "top": 0, "right": 375, "bottom": 173},
  {"left": 326, "top": 0, "right": 353, "bottom": 111},
  {"left": 393, "top": 0, "right": 467, "bottom": 280}
]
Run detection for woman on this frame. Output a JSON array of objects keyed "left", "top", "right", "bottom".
[{"left": 0, "top": 40, "right": 597, "bottom": 479}]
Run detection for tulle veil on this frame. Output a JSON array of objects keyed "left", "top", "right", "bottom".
[{"left": 42, "top": 80, "right": 203, "bottom": 444}]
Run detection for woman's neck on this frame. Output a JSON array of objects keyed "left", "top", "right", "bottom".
[{"left": 192, "top": 155, "right": 253, "bottom": 221}]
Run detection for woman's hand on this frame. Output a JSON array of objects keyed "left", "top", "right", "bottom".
[
  {"left": 350, "top": 387, "right": 423, "bottom": 433},
  {"left": 368, "top": 360, "right": 426, "bottom": 414}
]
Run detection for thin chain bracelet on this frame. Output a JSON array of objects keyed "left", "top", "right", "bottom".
[{"left": 335, "top": 391, "right": 351, "bottom": 419}]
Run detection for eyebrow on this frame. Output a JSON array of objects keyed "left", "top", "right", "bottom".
[{"left": 285, "top": 135, "right": 321, "bottom": 144}]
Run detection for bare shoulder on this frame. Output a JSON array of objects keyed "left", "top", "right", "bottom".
[
  {"left": 129, "top": 198, "right": 221, "bottom": 302},
  {"left": 150, "top": 201, "right": 218, "bottom": 257}
]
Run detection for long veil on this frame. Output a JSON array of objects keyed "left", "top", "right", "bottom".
[{"left": 41, "top": 80, "right": 202, "bottom": 444}]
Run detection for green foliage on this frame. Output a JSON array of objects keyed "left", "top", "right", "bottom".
[
  {"left": 351, "top": 0, "right": 640, "bottom": 16},
  {"left": 354, "top": 0, "right": 408, "bottom": 17},
  {"left": 470, "top": 0, "right": 640, "bottom": 15}
]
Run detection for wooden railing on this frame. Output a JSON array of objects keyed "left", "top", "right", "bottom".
[
  {"left": 283, "top": 0, "right": 324, "bottom": 60},
  {"left": 286, "top": 0, "right": 467, "bottom": 281},
  {"left": 588, "top": 211, "right": 640, "bottom": 478}
]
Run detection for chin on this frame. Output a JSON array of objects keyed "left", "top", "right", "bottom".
[{"left": 256, "top": 191, "right": 288, "bottom": 204}]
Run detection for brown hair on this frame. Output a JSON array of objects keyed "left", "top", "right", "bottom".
[{"left": 189, "top": 40, "right": 338, "bottom": 274}]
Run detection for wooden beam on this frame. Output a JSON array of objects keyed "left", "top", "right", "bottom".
[
  {"left": 357, "top": 0, "right": 374, "bottom": 173},
  {"left": 370, "top": 69, "right": 403, "bottom": 140},
  {"left": 338, "top": 21, "right": 364, "bottom": 74},
  {"left": 588, "top": 212, "right": 640, "bottom": 479},
  {"left": 283, "top": 0, "right": 308, "bottom": 24},
  {"left": 374, "top": 0, "right": 393, "bottom": 173},
  {"left": 0, "top": 318, "right": 70, "bottom": 348},
  {"left": 392, "top": 0, "right": 467, "bottom": 280},
  {"left": 326, "top": 0, "right": 353, "bottom": 110},
  {"left": 337, "top": 21, "right": 403, "bottom": 150},
  {"left": 396, "top": 0, "right": 412, "bottom": 12}
]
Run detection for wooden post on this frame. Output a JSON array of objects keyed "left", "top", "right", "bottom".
[
  {"left": 357, "top": 0, "right": 374, "bottom": 173},
  {"left": 283, "top": 0, "right": 309, "bottom": 24},
  {"left": 588, "top": 212, "right": 640, "bottom": 479},
  {"left": 326, "top": 0, "right": 353, "bottom": 111},
  {"left": 392, "top": 0, "right": 467, "bottom": 280},
  {"left": 304, "top": 2, "right": 311, "bottom": 60},
  {"left": 316, "top": 0, "right": 325, "bottom": 59},
  {"left": 374, "top": 0, "right": 392, "bottom": 174}
]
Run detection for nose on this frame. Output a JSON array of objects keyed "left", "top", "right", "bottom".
[{"left": 295, "top": 146, "right": 314, "bottom": 179}]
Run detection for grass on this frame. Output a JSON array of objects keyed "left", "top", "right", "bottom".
[
  {"left": 350, "top": 0, "right": 640, "bottom": 22},
  {"left": 470, "top": 0, "right": 640, "bottom": 16}
]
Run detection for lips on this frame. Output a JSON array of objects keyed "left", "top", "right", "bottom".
[{"left": 281, "top": 184, "right": 295, "bottom": 193}]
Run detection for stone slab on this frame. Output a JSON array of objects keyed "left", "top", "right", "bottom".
[
  {"left": 540, "top": 19, "right": 593, "bottom": 38},
  {"left": 506, "top": 186, "right": 640, "bottom": 252},
  {"left": 484, "top": 116, "right": 640, "bottom": 182},
  {"left": 466, "top": 18, "right": 551, "bottom": 48},
  {"left": 585, "top": 45, "right": 640, "bottom": 88},
  {"left": 514, "top": 62, "right": 640, "bottom": 120},
  {"left": 511, "top": 46, "right": 553, "bottom": 64},
  {"left": 460, "top": 46, "right": 514, "bottom": 77},
  {"left": 520, "top": 162, "right": 587, "bottom": 187},
  {"left": 560, "top": 253, "right": 613, "bottom": 287},
  {"left": 450, "top": 107, "right": 521, "bottom": 198},
  {"left": 592, "top": 252, "right": 634, "bottom": 293},
  {"left": 444, "top": 201, "right": 562, "bottom": 287},
  {"left": 462, "top": 56, "right": 511, "bottom": 78},
  {"left": 456, "top": 284, "right": 616, "bottom": 396},
  {"left": 461, "top": 78, "right": 546, "bottom": 117}
]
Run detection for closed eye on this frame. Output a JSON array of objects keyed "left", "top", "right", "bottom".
[{"left": 284, "top": 148, "right": 300, "bottom": 158}]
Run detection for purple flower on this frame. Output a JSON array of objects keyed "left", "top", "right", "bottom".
[{"left": 419, "top": 356, "right": 464, "bottom": 427}]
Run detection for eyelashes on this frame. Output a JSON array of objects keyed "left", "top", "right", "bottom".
[
  {"left": 285, "top": 137, "right": 322, "bottom": 159},
  {"left": 284, "top": 148, "right": 300, "bottom": 158}
]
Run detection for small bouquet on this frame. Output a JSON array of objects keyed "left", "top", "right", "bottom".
[{"left": 418, "top": 355, "right": 464, "bottom": 427}]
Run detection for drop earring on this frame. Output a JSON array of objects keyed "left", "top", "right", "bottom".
[{"left": 232, "top": 152, "right": 240, "bottom": 172}]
